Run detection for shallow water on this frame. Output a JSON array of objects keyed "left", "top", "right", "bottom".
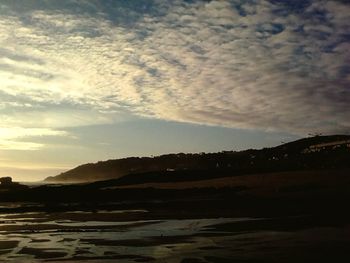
[
  {"left": 0, "top": 210, "right": 349, "bottom": 262},
  {"left": 0, "top": 210, "right": 246, "bottom": 262}
]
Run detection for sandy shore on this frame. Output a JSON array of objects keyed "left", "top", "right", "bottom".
[{"left": 0, "top": 208, "right": 349, "bottom": 262}]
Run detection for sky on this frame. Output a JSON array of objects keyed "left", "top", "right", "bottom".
[{"left": 0, "top": 0, "right": 349, "bottom": 181}]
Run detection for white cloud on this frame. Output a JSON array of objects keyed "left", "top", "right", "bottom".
[
  {"left": 0, "top": 0, "right": 349, "bottom": 147},
  {"left": 0, "top": 127, "right": 68, "bottom": 150}
]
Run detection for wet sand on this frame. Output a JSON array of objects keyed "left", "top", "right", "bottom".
[
  {"left": 0, "top": 169, "right": 350, "bottom": 262},
  {"left": 0, "top": 208, "right": 349, "bottom": 262}
]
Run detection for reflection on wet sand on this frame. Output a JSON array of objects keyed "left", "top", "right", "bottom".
[
  {"left": 0, "top": 210, "right": 350, "bottom": 262},
  {"left": 0, "top": 210, "right": 234, "bottom": 262}
]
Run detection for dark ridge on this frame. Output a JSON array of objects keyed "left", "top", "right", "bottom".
[{"left": 44, "top": 135, "right": 350, "bottom": 184}]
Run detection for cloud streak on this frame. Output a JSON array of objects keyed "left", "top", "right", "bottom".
[
  {"left": 0, "top": 127, "right": 68, "bottom": 150},
  {"left": 0, "top": 0, "right": 349, "bottom": 150}
]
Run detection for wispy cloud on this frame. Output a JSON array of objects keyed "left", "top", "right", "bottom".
[
  {"left": 0, "top": 127, "right": 68, "bottom": 150},
  {"left": 0, "top": 0, "right": 349, "bottom": 151}
]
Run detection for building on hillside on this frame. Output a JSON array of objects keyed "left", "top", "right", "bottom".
[{"left": 302, "top": 140, "right": 350, "bottom": 153}]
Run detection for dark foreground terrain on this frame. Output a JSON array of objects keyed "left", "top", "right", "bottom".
[{"left": 0, "top": 168, "right": 350, "bottom": 262}]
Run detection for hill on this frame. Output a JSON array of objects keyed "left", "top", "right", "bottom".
[{"left": 44, "top": 135, "right": 350, "bottom": 183}]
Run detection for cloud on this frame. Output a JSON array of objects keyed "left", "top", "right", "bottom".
[
  {"left": 0, "top": 127, "right": 68, "bottom": 150},
  {"left": 0, "top": 0, "right": 349, "bottom": 148}
]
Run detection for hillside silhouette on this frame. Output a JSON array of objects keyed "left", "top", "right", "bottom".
[{"left": 44, "top": 135, "right": 350, "bottom": 183}]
